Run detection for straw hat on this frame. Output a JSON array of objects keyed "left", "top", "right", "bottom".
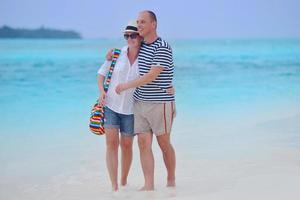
[{"left": 123, "top": 20, "right": 138, "bottom": 33}]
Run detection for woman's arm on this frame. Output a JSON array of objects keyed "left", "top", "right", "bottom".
[{"left": 97, "top": 74, "right": 106, "bottom": 105}]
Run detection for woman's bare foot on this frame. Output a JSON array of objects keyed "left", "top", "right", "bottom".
[
  {"left": 139, "top": 185, "right": 154, "bottom": 191},
  {"left": 112, "top": 184, "right": 118, "bottom": 191}
]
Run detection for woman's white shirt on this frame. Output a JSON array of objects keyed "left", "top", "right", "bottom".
[{"left": 97, "top": 46, "right": 139, "bottom": 115}]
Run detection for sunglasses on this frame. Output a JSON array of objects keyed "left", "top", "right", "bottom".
[{"left": 124, "top": 33, "right": 139, "bottom": 40}]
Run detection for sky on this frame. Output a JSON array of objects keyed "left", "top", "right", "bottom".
[{"left": 0, "top": 0, "right": 300, "bottom": 39}]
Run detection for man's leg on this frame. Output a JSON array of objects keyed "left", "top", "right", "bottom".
[
  {"left": 120, "top": 135, "right": 133, "bottom": 186},
  {"left": 105, "top": 128, "right": 119, "bottom": 191},
  {"left": 138, "top": 133, "right": 154, "bottom": 190},
  {"left": 156, "top": 133, "right": 176, "bottom": 187}
]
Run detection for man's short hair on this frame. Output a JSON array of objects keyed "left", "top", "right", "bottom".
[{"left": 145, "top": 10, "right": 157, "bottom": 22}]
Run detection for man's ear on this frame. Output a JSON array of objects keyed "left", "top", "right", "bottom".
[{"left": 152, "top": 21, "right": 157, "bottom": 29}]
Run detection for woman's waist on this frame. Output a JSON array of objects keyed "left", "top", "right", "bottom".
[{"left": 106, "top": 88, "right": 135, "bottom": 102}]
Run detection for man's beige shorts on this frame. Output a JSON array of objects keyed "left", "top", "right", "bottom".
[{"left": 134, "top": 101, "right": 176, "bottom": 136}]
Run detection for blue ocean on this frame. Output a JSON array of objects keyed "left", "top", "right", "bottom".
[
  {"left": 1, "top": 39, "right": 300, "bottom": 134},
  {"left": 1, "top": 39, "right": 300, "bottom": 199}
]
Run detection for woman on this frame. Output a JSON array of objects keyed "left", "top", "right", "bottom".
[{"left": 97, "top": 20, "right": 142, "bottom": 191}]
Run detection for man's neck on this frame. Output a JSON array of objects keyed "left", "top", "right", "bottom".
[{"left": 144, "top": 32, "right": 158, "bottom": 44}]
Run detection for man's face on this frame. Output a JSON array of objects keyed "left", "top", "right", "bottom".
[{"left": 137, "top": 12, "right": 155, "bottom": 37}]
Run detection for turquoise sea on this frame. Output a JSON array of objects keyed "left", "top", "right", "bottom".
[
  {"left": 1, "top": 39, "right": 300, "bottom": 199},
  {"left": 1, "top": 39, "right": 300, "bottom": 135}
]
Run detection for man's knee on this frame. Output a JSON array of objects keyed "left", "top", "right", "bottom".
[
  {"left": 138, "top": 134, "right": 151, "bottom": 150},
  {"left": 157, "top": 134, "right": 172, "bottom": 152}
]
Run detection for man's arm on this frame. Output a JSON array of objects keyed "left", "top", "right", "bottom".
[{"left": 115, "top": 65, "right": 163, "bottom": 94}]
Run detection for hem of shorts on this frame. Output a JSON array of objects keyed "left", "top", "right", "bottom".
[
  {"left": 104, "top": 125, "right": 120, "bottom": 129},
  {"left": 154, "top": 132, "right": 170, "bottom": 136},
  {"left": 121, "top": 132, "right": 136, "bottom": 137},
  {"left": 135, "top": 130, "right": 152, "bottom": 134}
]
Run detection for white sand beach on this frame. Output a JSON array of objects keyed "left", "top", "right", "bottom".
[{"left": 1, "top": 106, "right": 300, "bottom": 200}]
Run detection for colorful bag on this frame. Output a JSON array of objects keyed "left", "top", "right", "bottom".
[{"left": 89, "top": 48, "right": 121, "bottom": 135}]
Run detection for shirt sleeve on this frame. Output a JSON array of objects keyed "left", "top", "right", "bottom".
[
  {"left": 97, "top": 60, "right": 111, "bottom": 76},
  {"left": 151, "top": 46, "right": 173, "bottom": 69}
]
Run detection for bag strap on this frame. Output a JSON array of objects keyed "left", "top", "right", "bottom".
[{"left": 103, "top": 48, "right": 121, "bottom": 92}]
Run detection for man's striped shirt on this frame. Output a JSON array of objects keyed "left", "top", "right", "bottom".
[{"left": 133, "top": 37, "right": 175, "bottom": 102}]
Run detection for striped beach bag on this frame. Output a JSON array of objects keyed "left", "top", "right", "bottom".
[{"left": 89, "top": 48, "right": 121, "bottom": 135}]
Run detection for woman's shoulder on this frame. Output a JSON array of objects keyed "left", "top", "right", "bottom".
[
  {"left": 120, "top": 46, "right": 128, "bottom": 54},
  {"left": 117, "top": 46, "right": 129, "bottom": 61}
]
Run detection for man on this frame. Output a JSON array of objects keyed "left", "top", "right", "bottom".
[{"left": 115, "top": 10, "right": 176, "bottom": 191}]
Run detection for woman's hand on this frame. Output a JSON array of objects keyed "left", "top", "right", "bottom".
[
  {"left": 98, "top": 92, "right": 107, "bottom": 106},
  {"left": 105, "top": 49, "right": 114, "bottom": 61},
  {"left": 166, "top": 85, "right": 175, "bottom": 95}
]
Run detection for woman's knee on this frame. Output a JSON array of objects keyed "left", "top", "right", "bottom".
[
  {"left": 121, "top": 138, "right": 133, "bottom": 150},
  {"left": 106, "top": 138, "right": 119, "bottom": 150}
]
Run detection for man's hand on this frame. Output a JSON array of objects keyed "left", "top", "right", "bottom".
[
  {"left": 115, "top": 83, "right": 127, "bottom": 95},
  {"left": 105, "top": 49, "right": 114, "bottom": 61}
]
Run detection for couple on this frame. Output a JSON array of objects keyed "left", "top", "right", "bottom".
[{"left": 97, "top": 10, "right": 176, "bottom": 191}]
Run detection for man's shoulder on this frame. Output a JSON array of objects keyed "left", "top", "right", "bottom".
[
  {"left": 140, "top": 38, "right": 172, "bottom": 55},
  {"left": 141, "top": 37, "right": 171, "bottom": 48},
  {"left": 158, "top": 37, "right": 170, "bottom": 46},
  {"left": 156, "top": 38, "right": 172, "bottom": 52}
]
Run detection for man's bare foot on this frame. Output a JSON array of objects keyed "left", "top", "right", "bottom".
[
  {"left": 120, "top": 179, "right": 127, "bottom": 186},
  {"left": 167, "top": 180, "right": 176, "bottom": 187},
  {"left": 139, "top": 185, "right": 154, "bottom": 191}
]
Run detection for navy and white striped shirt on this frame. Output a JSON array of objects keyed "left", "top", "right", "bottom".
[{"left": 133, "top": 37, "right": 175, "bottom": 102}]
